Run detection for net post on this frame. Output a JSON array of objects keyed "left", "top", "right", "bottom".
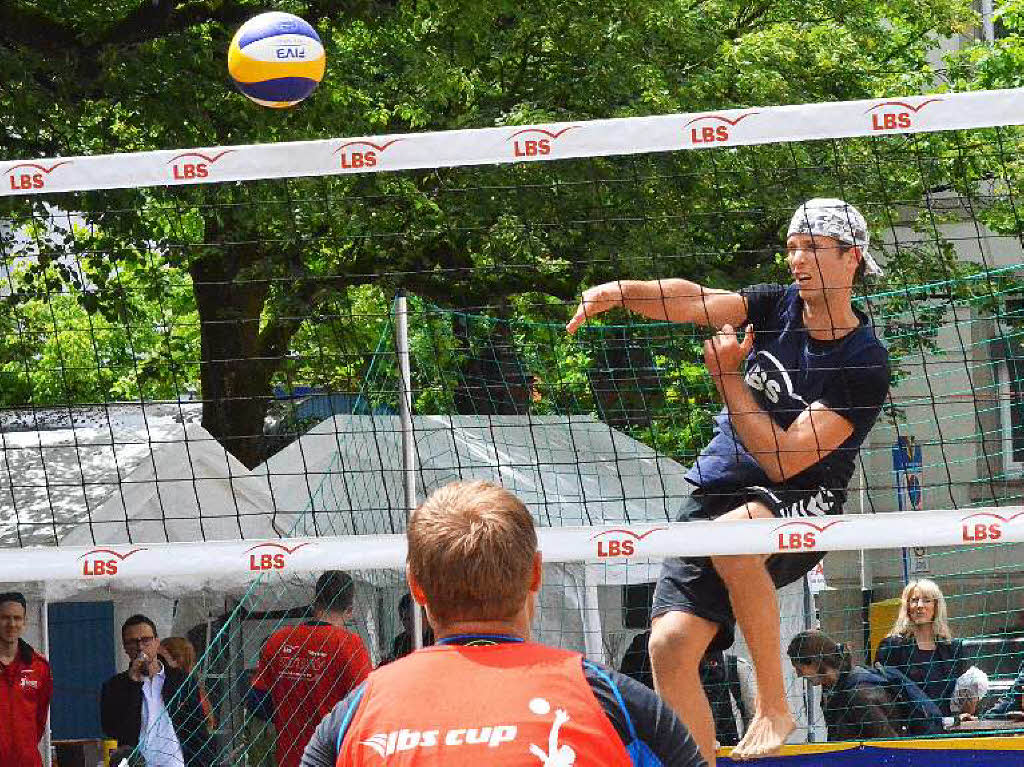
[
  {"left": 395, "top": 291, "right": 423, "bottom": 650},
  {"left": 858, "top": 463, "right": 875, "bottom": 663},
  {"left": 41, "top": 597, "right": 52, "bottom": 767},
  {"left": 801, "top": 576, "right": 818, "bottom": 742}
]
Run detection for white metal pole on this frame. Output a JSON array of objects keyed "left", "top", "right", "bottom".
[
  {"left": 396, "top": 292, "right": 423, "bottom": 649},
  {"left": 859, "top": 463, "right": 874, "bottom": 663},
  {"left": 41, "top": 598, "right": 52, "bottom": 767},
  {"left": 981, "top": 0, "right": 996, "bottom": 43}
]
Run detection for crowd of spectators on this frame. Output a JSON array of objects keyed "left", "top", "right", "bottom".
[
  {"left": 3, "top": 571, "right": 1023, "bottom": 765},
  {"left": 786, "top": 579, "right": 1024, "bottom": 744}
]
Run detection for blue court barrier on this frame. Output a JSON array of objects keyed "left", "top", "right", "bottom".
[{"left": 719, "top": 736, "right": 1024, "bottom": 766}]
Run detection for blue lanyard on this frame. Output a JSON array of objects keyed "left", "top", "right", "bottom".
[{"left": 436, "top": 634, "right": 524, "bottom": 646}]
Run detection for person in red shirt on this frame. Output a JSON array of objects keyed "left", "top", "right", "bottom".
[
  {"left": 249, "top": 571, "right": 372, "bottom": 767},
  {"left": 0, "top": 591, "right": 53, "bottom": 767},
  {"left": 300, "top": 481, "right": 705, "bottom": 767}
]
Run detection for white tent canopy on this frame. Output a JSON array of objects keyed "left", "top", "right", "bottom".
[
  {"left": 61, "top": 424, "right": 282, "bottom": 546},
  {"left": 1, "top": 403, "right": 207, "bottom": 548},
  {"left": 4, "top": 410, "right": 692, "bottom": 597},
  {"left": 260, "top": 413, "right": 693, "bottom": 537},
  {"left": 255, "top": 413, "right": 695, "bottom": 657}
]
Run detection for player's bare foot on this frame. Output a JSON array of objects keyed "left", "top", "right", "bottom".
[{"left": 730, "top": 710, "right": 795, "bottom": 760}]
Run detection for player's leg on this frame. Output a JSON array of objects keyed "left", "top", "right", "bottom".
[
  {"left": 649, "top": 611, "right": 719, "bottom": 765},
  {"left": 710, "top": 500, "right": 794, "bottom": 759},
  {"left": 650, "top": 491, "right": 739, "bottom": 765}
]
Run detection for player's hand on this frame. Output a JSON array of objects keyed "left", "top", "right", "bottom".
[
  {"left": 566, "top": 282, "right": 624, "bottom": 335},
  {"left": 704, "top": 324, "right": 754, "bottom": 383}
]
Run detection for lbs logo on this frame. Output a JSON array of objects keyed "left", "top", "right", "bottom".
[
  {"left": 246, "top": 541, "right": 311, "bottom": 571},
  {"left": 5, "top": 161, "right": 72, "bottom": 191},
  {"left": 362, "top": 725, "right": 517, "bottom": 758},
  {"left": 78, "top": 547, "right": 147, "bottom": 576},
  {"left": 683, "top": 112, "right": 758, "bottom": 145},
  {"left": 334, "top": 139, "right": 402, "bottom": 170},
  {"left": 167, "top": 150, "right": 234, "bottom": 181},
  {"left": 960, "top": 511, "right": 1024, "bottom": 543},
  {"left": 865, "top": 99, "right": 943, "bottom": 132},
  {"left": 773, "top": 520, "right": 844, "bottom": 551},
  {"left": 507, "top": 126, "right": 579, "bottom": 158},
  {"left": 591, "top": 528, "right": 665, "bottom": 558}
]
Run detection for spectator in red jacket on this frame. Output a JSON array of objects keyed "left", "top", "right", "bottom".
[{"left": 0, "top": 591, "right": 53, "bottom": 767}]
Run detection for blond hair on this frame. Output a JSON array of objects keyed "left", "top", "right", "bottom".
[
  {"left": 160, "top": 636, "right": 198, "bottom": 672},
  {"left": 408, "top": 481, "right": 537, "bottom": 623},
  {"left": 888, "top": 578, "right": 953, "bottom": 641},
  {"left": 161, "top": 635, "right": 217, "bottom": 732}
]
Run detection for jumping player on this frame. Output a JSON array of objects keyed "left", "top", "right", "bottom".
[
  {"left": 566, "top": 199, "right": 890, "bottom": 763},
  {"left": 300, "top": 480, "right": 706, "bottom": 767}
]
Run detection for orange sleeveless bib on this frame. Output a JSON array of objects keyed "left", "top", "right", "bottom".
[{"left": 338, "top": 641, "right": 632, "bottom": 765}]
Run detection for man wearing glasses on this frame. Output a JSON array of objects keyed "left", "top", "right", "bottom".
[{"left": 100, "top": 614, "right": 214, "bottom": 766}]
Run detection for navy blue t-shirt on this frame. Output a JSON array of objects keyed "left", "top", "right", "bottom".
[{"left": 685, "top": 283, "right": 890, "bottom": 496}]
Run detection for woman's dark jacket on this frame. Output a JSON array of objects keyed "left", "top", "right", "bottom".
[{"left": 875, "top": 635, "right": 967, "bottom": 715}]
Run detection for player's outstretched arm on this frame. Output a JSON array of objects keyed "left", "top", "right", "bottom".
[{"left": 566, "top": 279, "right": 746, "bottom": 334}]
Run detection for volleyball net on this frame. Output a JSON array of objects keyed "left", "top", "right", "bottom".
[{"left": 2, "top": 87, "right": 1024, "bottom": 762}]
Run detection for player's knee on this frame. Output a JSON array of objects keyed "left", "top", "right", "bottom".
[
  {"left": 649, "top": 615, "right": 709, "bottom": 670},
  {"left": 648, "top": 622, "right": 677, "bottom": 666}
]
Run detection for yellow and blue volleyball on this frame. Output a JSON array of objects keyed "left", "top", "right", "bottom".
[{"left": 228, "top": 12, "right": 326, "bottom": 108}]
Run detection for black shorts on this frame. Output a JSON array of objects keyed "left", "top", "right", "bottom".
[{"left": 651, "top": 484, "right": 843, "bottom": 652}]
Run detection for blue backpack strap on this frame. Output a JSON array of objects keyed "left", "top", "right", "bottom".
[
  {"left": 583, "top": 660, "right": 639, "bottom": 743},
  {"left": 336, "top": 683, "right": 368, "bottom": 754},
  {"left": 584, "top": 660, "right": 665, "bottom": 766}
]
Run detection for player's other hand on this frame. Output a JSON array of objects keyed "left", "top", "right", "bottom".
[
  {"left": 566, "top": 282, "right": 624, "bottom": 335},
  {"left": 704, "top": 324, "right": 754, "bottom": 383}
]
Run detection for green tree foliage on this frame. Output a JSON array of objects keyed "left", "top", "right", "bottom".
[{"left": 1, "top": 0, "right": 998, "bottom": 465}]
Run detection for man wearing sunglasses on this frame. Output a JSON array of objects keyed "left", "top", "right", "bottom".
[{"left": 100, "top": 614, "right": 215, "bottom": 766}]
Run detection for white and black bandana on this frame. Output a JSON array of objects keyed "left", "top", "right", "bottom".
[{"left": 787, "top": 198, "right": 883, "bottom": 276}]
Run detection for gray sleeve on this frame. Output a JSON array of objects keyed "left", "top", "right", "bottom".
[{"left": 299, "top": 683, "right": 365, "bottom": 767}]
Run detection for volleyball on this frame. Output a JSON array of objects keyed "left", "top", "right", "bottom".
[{"left": 228, "top": 12, "right": 326, "bottom": 108}]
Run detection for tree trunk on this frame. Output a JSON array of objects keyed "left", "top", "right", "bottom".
[
  {"left": 190, "top": 250, "right": 276, "bottom": 470},
  {"left": 451, "top": 311, "right": 533, "bottom": 416}
]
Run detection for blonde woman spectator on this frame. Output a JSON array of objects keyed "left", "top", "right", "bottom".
[
  {"left": 876, "top": 579, "right": 968, "bottom": 715},
  {"left": 160, "top": 636, "right": 216, "bottom": 734}
]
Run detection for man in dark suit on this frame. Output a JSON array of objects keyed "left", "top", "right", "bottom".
[{"left": 100, "top": 614, "right": 214, "bottom": 767}]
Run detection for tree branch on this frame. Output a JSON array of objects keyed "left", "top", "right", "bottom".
[
  {"left": 90, "top": 0, "right": 251, "bottom": 50},
  {"left": 0, "top": 3, "right": 82, "bottom": 55},
  {"left": 256, "top": 279, "right": 333, "bottom": 360}
]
